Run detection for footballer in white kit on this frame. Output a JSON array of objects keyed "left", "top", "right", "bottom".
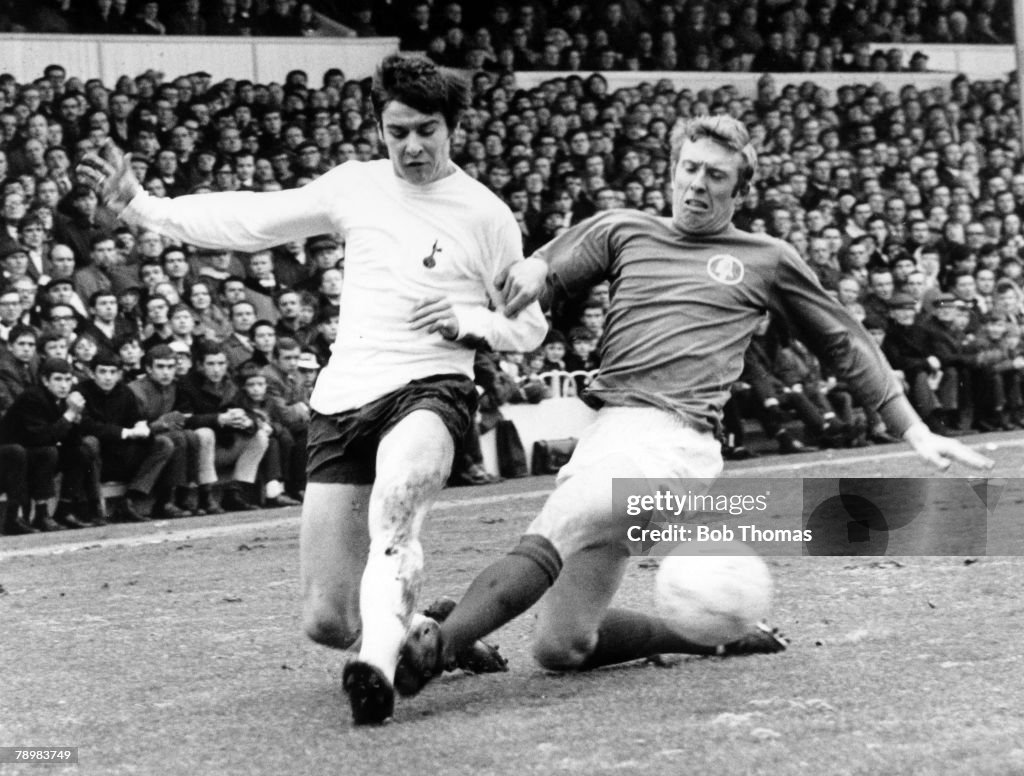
[{"left": 81, "top": 55, "right": 546, "bottom": 725}]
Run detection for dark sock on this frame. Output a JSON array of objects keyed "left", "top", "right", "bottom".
[
  {"left": 577, "top": 608, "right": 716, "bottom": 670},
  {"left": 440, "top": 534, "right": 562, "bottom": 663}
]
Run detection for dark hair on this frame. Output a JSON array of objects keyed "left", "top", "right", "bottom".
[
  {"left": 196, "top": 341, "right": 226, "bottom": 362},
  {"left": 89, "top": 233, "right": 115, "bottom": 250},
  {"left": 316, "top": 304, "right": 340, "bottom": 324},
  {"left": 93, "top": 353, "right": 122, "bottom": 370},
  {"left": 144, "top": 343, "right": 176, "bottom": 366},
  {"left": 568, "top": 326, "right": 596, "bottom": 343},
  {"left": 543, "top": 329, "right": 567, "bottom": 346},
  {"left": 218, "top": 275, "right": 246, "bottom": 295},
  {"left": 370, "top": 54, "right": 469, "bottom": 131},
  {"left": 237, "top": 361, "right": 264, "bottom": 383},
  {"left": 114, "top": 333, "right": 141, "bottom": 350},
  {"left": 169, "top": 302, "right": 197, "bottom": 320},
  {"left": 40, "top": 356, "right": 73, "bottom": 377},
  {"left": 38, "top": 332, "right": 66, "bottom": 352},
  {"left": 161, "top": 245, "right": 188, "bottom": 262},
  {"left": 8, "top": 323, "right": 37, "bottom": 343},
  {"left": 276, "top": 336, "right": 301, "bottom": 355},
  {"left": 89, "top": 289, "right": 118, "bottom": 308}
]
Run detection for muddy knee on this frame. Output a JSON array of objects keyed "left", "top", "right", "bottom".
[
  {"left": 532, "top": 629, "right": 598, "bottom": 671},
  {"left": 303, "top": 602, "right": 360, "bottom": 650}
]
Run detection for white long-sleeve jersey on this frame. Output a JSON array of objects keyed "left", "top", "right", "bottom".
[{"left": 123, "top": 159, "right": 548, "bottom": 414}]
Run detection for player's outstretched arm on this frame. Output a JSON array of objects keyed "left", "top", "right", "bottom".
[
  {"left": 79, "top": 138, "right": 338, "bottom": 252},
  {"left": 903, "top": 422, "right": 995, "bottom": 471}
]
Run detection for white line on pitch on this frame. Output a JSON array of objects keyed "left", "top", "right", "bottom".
[
  {"left": 3, "top": 437, "right": 1018, "bottom": 560},
  {"left": 724, "top": 435, "right": 1024, "bottom": 475},
  {"left": 0, "top": 491, "right": 554, "bottom": 559}
]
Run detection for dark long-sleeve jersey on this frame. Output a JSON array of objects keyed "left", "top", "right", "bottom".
[{"left": 533, "top": 210, "right": 919, "bottom": 436}]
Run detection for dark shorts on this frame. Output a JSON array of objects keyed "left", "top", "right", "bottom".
[{"left": 306, "top": 374, "right": 478, "bottom": 485}]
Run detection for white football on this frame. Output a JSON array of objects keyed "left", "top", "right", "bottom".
[{"left": 654, "top": 542, "right": 773, "bottom": 646}]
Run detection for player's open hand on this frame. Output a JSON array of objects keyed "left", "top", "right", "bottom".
[
  {"left": 904, "top": 422, "right": 995, "bottom": 471},
  {"left": 410, "top": 296, "right": 459, "bottom": 340},
  {"left": 497, "top": 257, "right": 548, "bottom": 317},
  {"left": 76, "top": 139, "right": 142, "bottom": 215}
]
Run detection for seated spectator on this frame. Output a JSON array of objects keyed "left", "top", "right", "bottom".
[
  {"left": 0, "top": 323, "right": 38, "bottom": 414},
  {"left": 219, "top": 273, "right": 276, "bottom": 322},
  {"left": 128, "top": 344, "right": 220, "bottom": 514},
  {"left": 737, "top": 313, "right": 835, "bottom": 453},
  {"left": 245, "top": 249, "right": 287, "bottom": 300},
  {"left": 53, "top": 185, "right": 108, "bottom": 266},
  {"left": 38, "top": 331, "right": 71, "bottom": 364},
  {"left": 9, "top": 275, "right": 43, "bottom": 329},
  {"left": 77, "top": 0, "right": 133, "bottom": 34},
  {"left": 311, "top": 266, "right": 343, "bottom": 311},
  {"left": 116, "top": 333, "right": 145, "bottom": 382},
  {"left": 82, "top": 289, "right": 135, "bottom": 359},
  {"left": 807, "top": 235, "right": 842, "bottom": 292},
  {"left": 540, "top": 329, "right": 568, "bottom": 373},
  {"left": 274, "top": 288, "right": 315, "bottom": 347},
  {"left": 235, "top": 363, "right": 301, "bottom": 506},
  {"left": 141, "top": 293, "right": 174, "bottom": 351},
  {"left": 862, "top": 267, "right": 896, "bottom": 327},
  {"left": 882, "top": 292, "right": 953, "bottom": 434},
  {"left": 221, "top": 299, "right": 258, "bottom": 371},
  {"left": 307, "top": 305, "right": 338, "bottom": 366},
  {"left": 131, "top": 0, "right": 166, "bottom": 34},
  {"left": 167, "top": 0, "right": 205, "bottom": 35},
  {"left": 1, "top": 244, "right": 32, "bottom": 292},
  {"left": 161, "top": 245, "right": 195, "bottom": 296},
  {"left": 70, "top": 332, "right": 100, "bottom": 383},
  {"left": 168, "top": 302, "right": 205, "bottom": 358},
  {"left": 16, "top": 217, "right": 50, "bottom": 282},
  {"left": 185, "top": 280, "right": 231, "bottom": 342},
  {"left": 45, "top": 299, "right": 82, "bottom": 345},
  {"left": 246, "top": 318, "right": 277, "bottom": 368},
  {"left": 260, "top": 332, "right": 311, "bottom": 424},
  {"left": 0, "top": 357, "right": 101, "bottom": 530},
  {"left": 968, "top": 313, "right": 1024, "bottom": 431},
  {"left": 296, "top": 349, "right": 320, "bottom": 392},
  {"left": 0, "top": 288, "right": 22, "bottom": 345},
  {"left": 176, "top": 343, "right": 269, "bottom": 510},
  {"left": 79, "top": 354, "right": 187, "bottom": 521},
  {"left": 257, "top": 0, "right": 302, "bottom": 36},
  {"left": 0, "top": 442, "right": 34, "bottom": 534}
]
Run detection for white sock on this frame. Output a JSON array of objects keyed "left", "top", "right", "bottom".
[{"left": 357, "top": 539, "right": 423, "bottom": 681}]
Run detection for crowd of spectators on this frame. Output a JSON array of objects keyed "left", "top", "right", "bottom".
[
  {"left": 1, "top": 1, "right": 1015, "bottom": 72},
  {"left": 3, "top": 49, "right": 1024, "bottom": 531}
]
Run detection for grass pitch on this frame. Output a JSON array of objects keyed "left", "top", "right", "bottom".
[{"left": 2, "top": 437, "right": 1023, "bottom": 776}]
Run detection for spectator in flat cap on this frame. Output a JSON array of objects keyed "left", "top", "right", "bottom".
[{"left": 883, "top": 291, "right": 952, "bottom": 434}]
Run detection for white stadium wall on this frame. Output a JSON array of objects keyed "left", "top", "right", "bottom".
[
  {"left": 0, "top": 35, "right": 1011, "bottom": 92},
  {"left": 0, "top": 33, "right": 400, "bottom": 84}
]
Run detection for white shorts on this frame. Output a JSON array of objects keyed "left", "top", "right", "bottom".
[{"left": 556, "top": 406, "right": 724, "bottom": 485}]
